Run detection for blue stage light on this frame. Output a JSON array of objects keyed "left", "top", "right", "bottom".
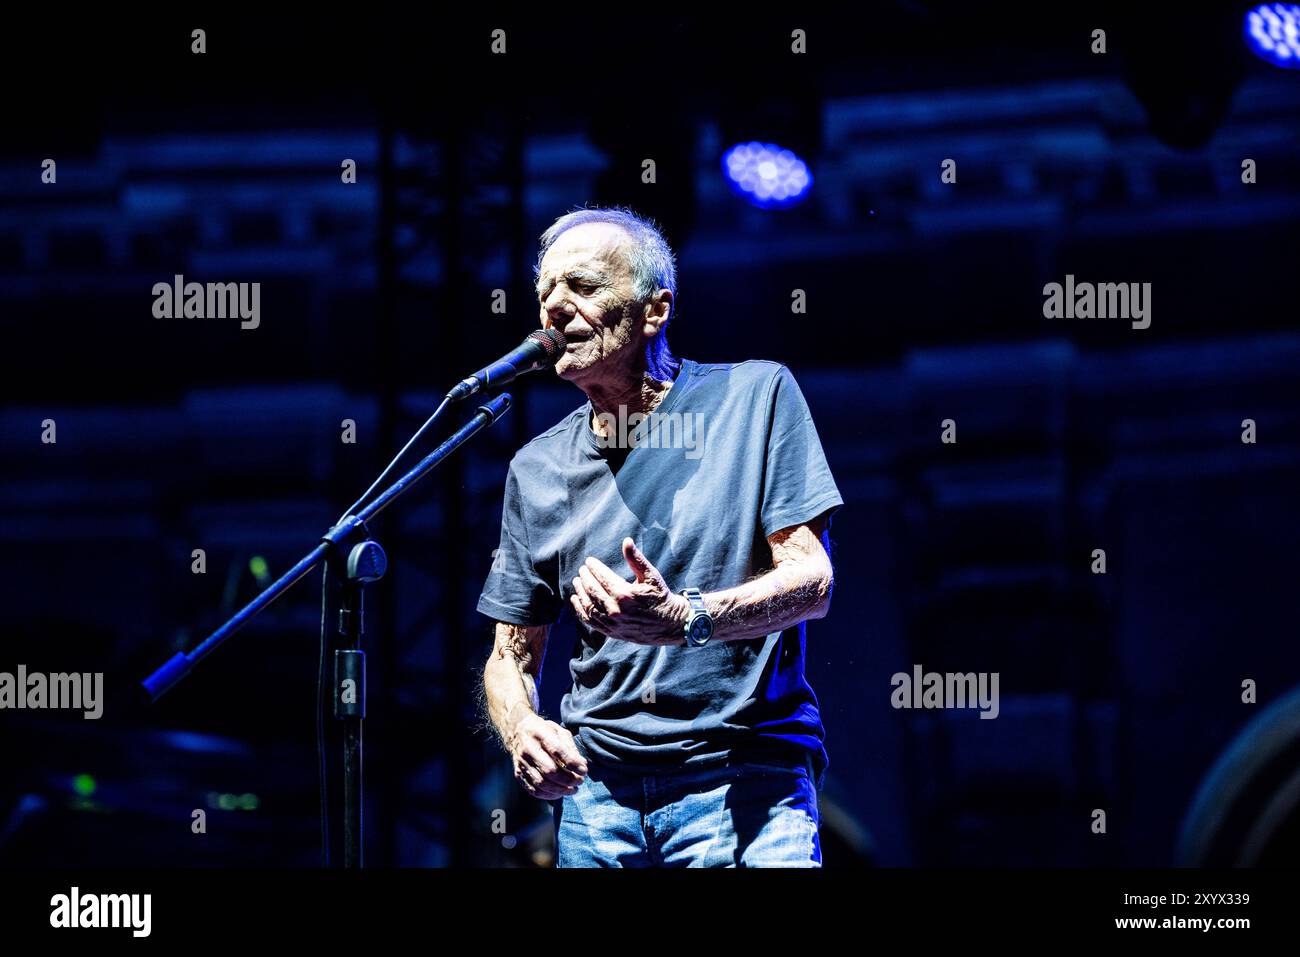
[
  {"left": 722, "top": 141, "right": 813, "bottom": 208},
  {"left": 1245, "top": 4, "right": 1300, "bottom": 68}
]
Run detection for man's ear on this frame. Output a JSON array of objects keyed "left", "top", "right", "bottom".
[{"left": 642, "top": 289, "right": 673, "bottom": 338}]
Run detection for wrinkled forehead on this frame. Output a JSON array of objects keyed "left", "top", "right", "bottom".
[{"left": 539, "top": 222, "right": 633, "bottom": 278}]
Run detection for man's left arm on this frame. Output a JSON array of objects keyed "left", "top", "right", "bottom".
[
  {"left": 570, "top": 514, "right": 834, "bottom": 646},
  {"left": 702, "top": 514, "right": 834, "bottom": 641}
]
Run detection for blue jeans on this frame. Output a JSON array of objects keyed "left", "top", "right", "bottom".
[{"left": 553, "top": 756, "right": 821, "bottom": 867}]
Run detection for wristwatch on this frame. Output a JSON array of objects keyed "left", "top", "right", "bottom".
[{"left": 681, "top": 588, "right": 714, "bottom": 647}]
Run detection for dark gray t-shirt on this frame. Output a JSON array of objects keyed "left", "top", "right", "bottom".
[{"left": 477, "top": 358, "right": 843, "bottom": 783}]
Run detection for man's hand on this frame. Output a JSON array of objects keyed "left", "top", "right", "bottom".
[
  {"left": 507, "top": 711, "right": 588, "bottom": 800},
  {"left": 570, "top": 537, "right": 690, "bottom": 645}
]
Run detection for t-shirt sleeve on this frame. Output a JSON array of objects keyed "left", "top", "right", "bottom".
[
  {"left": 759, "top": 365, "right": 845, "bottom": 538},
  {"left": 476, "top": 459, "right": 563, "bottom": 626}
]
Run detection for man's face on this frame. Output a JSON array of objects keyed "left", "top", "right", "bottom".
[{"left": 536, "top": 223, "right": 643, "bottom": 383}]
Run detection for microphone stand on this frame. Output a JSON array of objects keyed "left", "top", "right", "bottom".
[{"left": 141, "top": 393, "right": 513, "bottom": 868}]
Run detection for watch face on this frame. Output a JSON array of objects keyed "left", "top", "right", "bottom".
[{"left": 689, "top": 617, "right": 713, "bottom": 645}]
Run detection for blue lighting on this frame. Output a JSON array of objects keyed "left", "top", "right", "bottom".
[
  {"left": 1245, "top": 4, "right": 1300, "bottom": 69},
  {"left": 722, "top": 142, "right": 813, "bottom": 209}
]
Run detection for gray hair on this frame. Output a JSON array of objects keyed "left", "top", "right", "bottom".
[{"left": 536, "top": 207, "right": 680, "bottom": 381}]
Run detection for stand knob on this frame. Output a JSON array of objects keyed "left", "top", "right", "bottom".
[{"left": 347, "top": 540, "right": 388, "bottom": 584}]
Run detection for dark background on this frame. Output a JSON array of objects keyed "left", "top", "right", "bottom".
[{"left": 2, "top": 5, "right": 1298, "bottom": 867}]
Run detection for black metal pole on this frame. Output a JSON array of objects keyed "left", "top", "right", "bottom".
[
  {"left": 142, "top": 392, "right": 512, "bottom": 704},
  {"left": 143, "top": 393, "right": 512, "bottom": 868}
]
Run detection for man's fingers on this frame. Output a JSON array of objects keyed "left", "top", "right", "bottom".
[
  {"left": 571, "top": 593, "right": 606, "bottom": 631},
  {"left": 523, "top": 742, "right": 560, "bottom": 778},
  {"left": 518, "top": 766, "right": 571, "bottom": 800},
  {"left": 524, "top": 742, "right": 580, "bottom": 788},
  {"left": 623, "top": 538, "right": 654, "bottom": 582},
  {"left": 571, "top": 595, "right": 611, "bottom": 635},
  {"left": 571, "top": 576, "right": 599, "bottom": 618},
  {"left": 541, "top": 764, "right": 581, "bottom": 789},
  {"left": 542, "top": 727, "right": 580, "bottom": 770},
  {"left": 540, "top": 762, "right": 581, "bottom": 789},
  {"left": 584, "top": 557, "right": 635, "bottom": 598},
  {"left": 547, "top": 726, "right": 588, "bottom": 775},
  {"left": 515, "top": 722, "right": 584, "bottom": 798},
  {"left": 570, "top": 585, "right": 590, "bottom": 622},
  {"left": 579, "top": 564, "right": 621, "bottom": 614},
  {"left": 516, "top": 760, "right": 542, "bottom": 792},
  {"left": 543, "top": 768, "right": 581, "bottom": 789}
]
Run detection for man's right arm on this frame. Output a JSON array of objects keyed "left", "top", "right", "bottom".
[{"left": 483, "top": 621, "right": 588, "bottom": 799}]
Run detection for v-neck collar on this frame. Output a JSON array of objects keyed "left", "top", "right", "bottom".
[{"left": 579, "top": 359, "right": 694, "bottom": 458}]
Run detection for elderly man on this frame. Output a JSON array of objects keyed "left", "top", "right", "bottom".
[{"left": 479, "top": 207, "right": 842, "bottom": 867}]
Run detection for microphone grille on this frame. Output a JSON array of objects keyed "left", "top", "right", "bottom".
[{"left": 529, "top": 327, "right": 568, "bottom": 363}]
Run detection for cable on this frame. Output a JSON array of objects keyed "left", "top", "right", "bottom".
[{"left": 335, "top": 395, "right": 453, "bottom": 524}]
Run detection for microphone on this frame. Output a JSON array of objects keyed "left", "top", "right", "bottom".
[{"left": 446, "top": 328, "right": 568, "bottom": 401}]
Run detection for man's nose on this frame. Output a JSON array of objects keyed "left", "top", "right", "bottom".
[{"left": 545, "top": 297, "right": 578, "bottom": 325}]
